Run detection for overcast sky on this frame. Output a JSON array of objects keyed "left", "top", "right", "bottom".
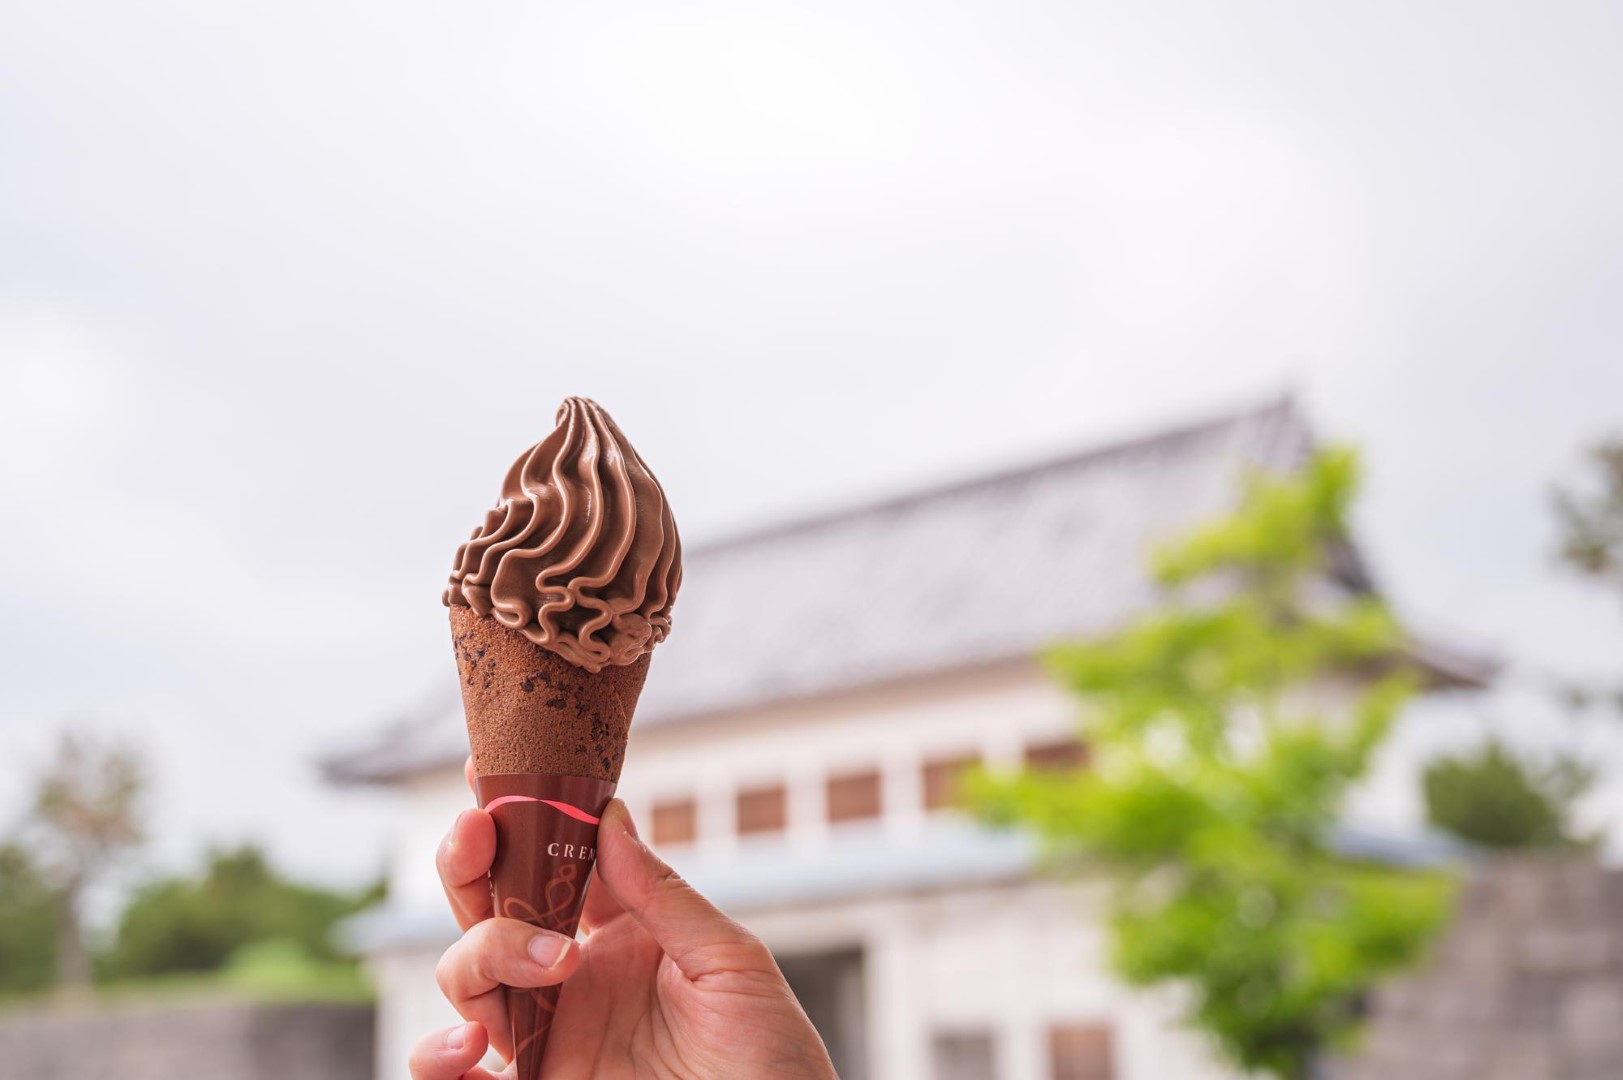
[{"left": 3, "top": 1, "right": 1621, "bottom": 892}]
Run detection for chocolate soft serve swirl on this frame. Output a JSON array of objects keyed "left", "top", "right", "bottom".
[{"left": 443, "top": 397, "right": 682, "bottom": 673}]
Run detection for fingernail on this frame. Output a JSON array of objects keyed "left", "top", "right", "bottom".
[
  {"left": 444, "top": 1022, "right": 469, "bottom": 1051},
  {"left": 528, "top": 933, "right": 572, "bottom": 968}
]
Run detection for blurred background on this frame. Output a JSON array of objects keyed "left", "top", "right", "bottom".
[{"left": 3, "top": 2, "right": 1621, "bottom": 1078}]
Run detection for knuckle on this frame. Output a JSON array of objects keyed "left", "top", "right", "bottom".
[
  {"left": 715, "top": 922, "right": 773, "bottom": 968},
  {"left": 464, "top": 920, "right": 508, "bottom": 982},
  {"left": 435, "top": 930, "right": 481, "bottom": 996},
  {"left": 406, "top": 1040, "right": 440, "bottom": 1079},
  {"left": 433, "top": 835, "right": 452, "bottom": 876},
  {"left": 649, "top": 861, "right": 686, "bottom": 894},
  {"left": 433, "top": 944, "right": 457, "bottom": 996},
  {"left": 734, "top": 931, "right": 773, "bottom": 967}
]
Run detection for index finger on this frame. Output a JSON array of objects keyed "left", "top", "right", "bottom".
[{"left": 438, "top": 808, "right": 497, "bottom": 931}]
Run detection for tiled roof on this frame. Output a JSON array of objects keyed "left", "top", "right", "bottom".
[
  {"left": 322, "top": 396, "right": 1489, "bottom": 785},
  {"left": 644, "top": 394, "right": 1316, "bottom": 724}
]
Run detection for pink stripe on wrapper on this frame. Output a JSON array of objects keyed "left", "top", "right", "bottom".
[{"left": 485, "top": 794, "right": 602, "bottom": 825}]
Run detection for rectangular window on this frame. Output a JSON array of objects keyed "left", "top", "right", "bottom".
[
  {"left": 779, "top": 949, "right": 869, "bottom": 1080},
  {"left": 922, "top": 752, "right": 981, "bottom": 812},
  {"left": 1049, "top": 1022, "right": 1113, "bottom": 1080},
  {"left": 932, "top": 1030, "right": 996, "bottom": 1080},
  {"left": 826, "top": 768, "right": 882, "bottom": 824},
  {"left": 650, "top": 797, "right": 697, "bottom": 846},
  {"left": 736, "top": 783, "right": 788, "bottom": 836},
  {"left": 1024, "top": 737, "right": 1089, "bottom": 772}
]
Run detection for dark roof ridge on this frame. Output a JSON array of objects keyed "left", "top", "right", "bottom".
[{"left": 689, "top": 391, "right": 1302, "bottom": 559}]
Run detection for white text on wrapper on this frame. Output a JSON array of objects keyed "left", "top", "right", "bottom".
[{"left": 548, "top": 842, "right": 596, "bottom": 860}]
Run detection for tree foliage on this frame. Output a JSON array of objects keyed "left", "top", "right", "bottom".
[
  {"left": 1551, "top": 437, "right": 1623, "bottom": 715},
  {"left": 1423, "top": 738, "right": 1594, "bottom": 850},
  {"left": 3, "top": 731, "right": 379, "bottom": 1000},
  {"left": 973, "top": 448, "right": 1452, "bottom": 1080},
  {"left": 0, "top": 843, "right": 59, "bottom": 996},
  {"left": 1553, "top": 437, "right": 1623, "bottom": 592},
  {"left": 25, "top": 729, "right": 145, "bottom": 992},
  {"left": 101, "top": 844, "right": 382, "bottom": 981}
]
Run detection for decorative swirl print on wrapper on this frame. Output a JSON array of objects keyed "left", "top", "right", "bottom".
[
  {"left": 444, "top": 397, "right": 683, "bottom": 673},
  {"left": 502, "top": 864, "right": 581, "bottom": 1060},
  {"left": 475, "top": 773, "right": 616, "bottom": 1080}
]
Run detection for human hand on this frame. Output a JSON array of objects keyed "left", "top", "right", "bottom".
[{"left": 409, "top": 760, "right": 837, "bottom": 1080}]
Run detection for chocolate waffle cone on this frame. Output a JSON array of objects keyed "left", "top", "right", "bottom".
[{"left": 453, "top": 605, "right": 649, "bottom": 783}]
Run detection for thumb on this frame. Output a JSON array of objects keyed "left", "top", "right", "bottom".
[{"left": 593, "top": 799, "right": 770, "bottom": 981}]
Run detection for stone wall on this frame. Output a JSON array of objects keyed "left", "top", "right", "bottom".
[
  {"left": 1331, "top": 857, "right": 1623, "bottom": 1080},
  {"left": 0, "top": 999, "right": 373, "bottom": 1080}
]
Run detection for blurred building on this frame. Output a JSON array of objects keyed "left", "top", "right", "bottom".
[{"left": 325, "top": 397, "right": 1490, "bottom": 1080}]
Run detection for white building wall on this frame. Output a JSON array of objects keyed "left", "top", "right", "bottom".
[{"left": 616, "top": 661, "right": 1080, "bottom": 851}]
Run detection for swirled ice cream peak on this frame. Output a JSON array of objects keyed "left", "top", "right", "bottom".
[{"left": 444, "top": 397, "right": 682, "bottom": 672}]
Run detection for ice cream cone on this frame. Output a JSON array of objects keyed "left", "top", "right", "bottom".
[{"left": 442, "top": 397, "right": 681, "bottom": 1080}]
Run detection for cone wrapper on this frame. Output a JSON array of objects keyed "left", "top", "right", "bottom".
[
  {"left": 476, "top": 772, "right": 616, "bottom": 1079},
  {"left": 452, "top": 606, "right": 646, "bottom": 1076}
]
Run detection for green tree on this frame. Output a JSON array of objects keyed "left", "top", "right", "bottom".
[
  {"left": 974, "top": 449, "right": 1452, "bottom": 1080},
  {"left": 0, "top": 843, "right": 59, "bottom": 996},
  {"left": 101, "top": 844, "right": 381, "bottom": 981},
  {"left": 1423, "top": 738, "right": 1594, "bottom": 850},
  {"left": 1553, "top": 437, "right": 1623, "bottom": 593},
  {"left": 24, "top": 729, "right": 145, "bottom": 994},
  {"left": 1552, "top": 436, "right": 1623, "bottom": 714}
]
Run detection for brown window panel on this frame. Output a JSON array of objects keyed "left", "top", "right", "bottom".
[
  {"left": 922, "top": 752, "right": 981, "bottom": 811},
  {"left": 932, "top": 1030, "right": 997, "bottom": 1080},
  {"left": 1024, "top": 737, "right": 1089, "bottom": 772},
  {"left": 650, "top": 797, "right": 697, "bottom": 846},
  {"left": 826, "top": 768, "right": 882, "bottom": 824},
  {"left": 736, "top": 783, "right": 788, "bottom": 836},
  {"left": 1049, "top": 1022, "right": 1113, "bottom": 1080}
]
